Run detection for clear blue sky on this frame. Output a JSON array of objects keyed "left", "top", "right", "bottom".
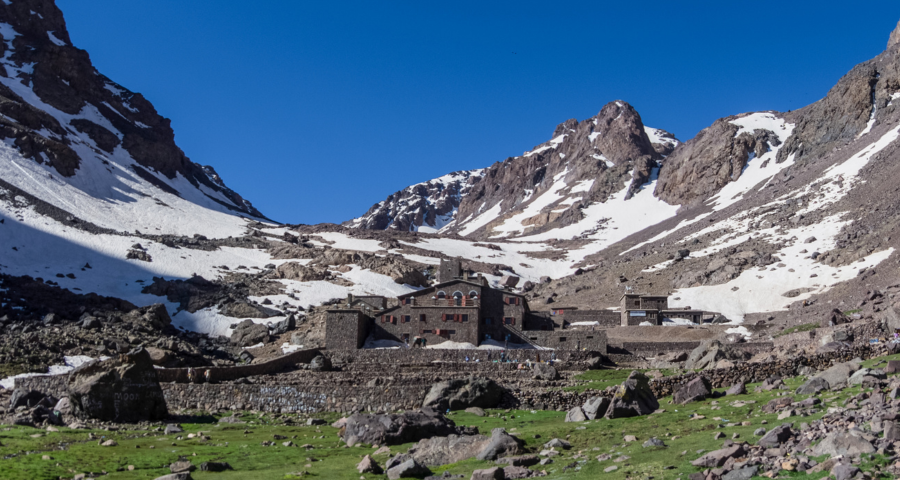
[{"left": 57, "top": 0, "right": 900, "bottom": 224}]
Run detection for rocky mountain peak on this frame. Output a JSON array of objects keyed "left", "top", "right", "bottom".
[
  {"left": 592, "top": 101, "right": 659, "bottom": 166},
  {"left": 890, "top": 19, "right": 900, "bottom": 49}
]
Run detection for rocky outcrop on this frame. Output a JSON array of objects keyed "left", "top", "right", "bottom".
[
  {"left": 673, "top": 376, "right": 712, "bottom": 405},
  {"left": 422, "top": 377, "right": 504, "bottom": 411},
  {"left": 230, "top": 320, "right": 269, "bottom": 347},
  {"left": 347, "top": 170, "right": 484, "bottom": 231},
  {"left": 604, "top": 371, "right": 659, "bottom": 419},
  {"left": 891, "top": 20, "right": 900, "bottom": 50},
  {"left": 409, "top": 428, "right": 522, "bottom": 466},
  {"left": 341, "top": 408, "right": 459, "bottom": 446},
  {"left": 66, "top": 347, "right": 168, "bottom": 422},
  {"left": 655, "top": 115, "right": 783, "bottom": 205}
]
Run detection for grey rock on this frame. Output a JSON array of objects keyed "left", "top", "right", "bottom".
[
  {"left": 169, "top": 461, "right": 193, "bottom": 473},
  {"left": 164, "top": 424, "right": 183, "bottom": 435},
  {"left": 812, "top": 431, "right": 875, "bottom": 457},
  {"left": 830, "top": 463, "right": 860, "bottom": 480},
  {"left": 642, "top": 437, "right": 666, "bottom": 448},
  {"left": 422, "top": 377, "right": 504, "bottom": 411},
  {"left": 470, "top": 467, "right": 503, "bottom": 480},
  {"left": 582, "top": 396, "right": 610, "bottom": 420},
  {"left": 531, "top": 363, "right": 559, "bottom": 381},
  {"left": 543, "top": 438, "right": 571, "bottom": 450},
  {"left": 691, "top": 444, "right": 747, "bottom": 468},
  {"left": 604, "top": 371, "right": 659, "bottom": 419},
  {"left": 757, "top": 425, "right": 792, "bottom": 448},
  {"left": 341, "top": 408, "right": 457, "bottom": 446},
  {"left": 357, "top": 455, "right": 383, "bottom": 474},
  {"left": 476, "top": 428, "right": 524, "bottom": 461},
  {"left": 66, "top": 347, "right": 168, "bottom": 422},
  {"left": 722, "top": 465, "right": 758, "bottom": 480},
  {"left": 564, "top": 406, "right": 586, "bottom": 423},
  {"left": 795, "top": 377, "right": 829, "bottom": 395},
  {"left": 229, "top": 319, "right": 269, "bottom": 347},
  {"left": 308, "top": 354, "right": 332, "bottom": 372},
  {"left": 815, "top": 362, "right": 858, "bottom": 389},
  {"left": 725, "top": 382, "right": 746, "bottom": 396},
  {"left": 387, "top": 459, "right": 431, "bottom": 479},
  {"left": 673, "top": 376, "right": 711, "bottom": 405}
]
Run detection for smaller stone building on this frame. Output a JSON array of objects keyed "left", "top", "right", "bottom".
[{"left": 620, "top": 293, "right": 708, "bottom": 325}]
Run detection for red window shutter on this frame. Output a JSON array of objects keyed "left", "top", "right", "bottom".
[
  {"left": 512, "top": 317, "right": 516, "bottom": 325},
  {"left": 455, "top": 314, "right": 461, "bottom": 322},
  {"left": 442, "top": 314, "right": 447, "bottom": 322},
  {"left": 381, "top": 315, "right": 386, "bottom": 323}
]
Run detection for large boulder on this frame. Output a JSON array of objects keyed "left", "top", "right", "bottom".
[
  {"left": 815, "top": 362, "right": 859, "bottom": 390},
  {"left": 122, "top": 303, "right": 172, "bottom": 330},
  {"left": 757, "top": 425, "right": 793, "bottom": 448},
  {"left": 604, "top": 371, "right": 659, "bottom": 419},
  {"left": 475, "top": 428, "right": 523, "bottom": 461},
  {"left": 341, "top": 408, "right": 458, "bottom": 446},
  {"left": 813, "top": 431, "right": 875, "bottom": 457},
  {"left": 848, "top": 368, "right": 886, "bottom": 385},
  {"left": 309, "top": 354, "right": 332, "bottom": 372},
  {"left": 582, "top": 396, "right": 610, "bottom": 420},
  {"left": 564, "top": 406, "right": 586, "bottom": 422},
  {"left": 691, "top": 444, "right": 749, "bottom": 468},
  {"left": 268, "top": 262, "right": 329, "bottom": 282},
  {"left": 10, "top": 389, "right": 47, "bottom": 409},
  {"left": 229, "top": 319, "right": 269, "bottom": 346},
  {"left": 386, "top": 458, "right": 431, "bottom": 479},
  {"left": 673, "top": 376, "right": 712, "bottom": 405},
  {"left": 66, "top": 347, "right": 168, "bottom": 422},
  {"left": 409, "top": 427, "right": 522, "bottom": 466},
  {"left": 684, "top": 340, "right": 749, "bottom": 371},
  {"left": 422, "top": 377, "right": 504, "bottom": 411},
  {"left": 796, "top": 377, "right": 829, "bottom": 395},
  {"left": 531, "top": 363, "right": 559, "bottom": 381}
]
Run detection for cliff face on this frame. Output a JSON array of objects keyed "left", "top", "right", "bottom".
[{"left": 0, "top": 0, "right": 263, "bottom": 218}]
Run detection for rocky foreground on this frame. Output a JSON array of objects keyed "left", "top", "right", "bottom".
[{"left": 5, "top": 344, "right": 900, "bottom": 479}]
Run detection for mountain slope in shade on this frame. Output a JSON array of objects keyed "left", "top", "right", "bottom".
[{"left": 0, "top": 0, "right": 266, "bottom": 238}]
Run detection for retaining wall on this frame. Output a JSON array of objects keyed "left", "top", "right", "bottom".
[{"left": 156, "top": 348, "right": 322, "bottom": 383}]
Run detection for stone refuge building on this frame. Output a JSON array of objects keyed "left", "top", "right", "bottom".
[
  {"left": 326, "top": 261, "right": 607, "bottom": 352},
  {"left": 619, "top": 293, "right": 709, "bottom": 325}
]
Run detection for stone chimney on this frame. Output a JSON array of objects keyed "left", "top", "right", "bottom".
[
  {"left": 347, "top": 293, "right": 354, "bottom": 305},
  {"left": 890, "top": 19, "right": 900, "bottom": 50}
]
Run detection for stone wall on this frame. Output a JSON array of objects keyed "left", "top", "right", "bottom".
[
  {"left": 15, "top": 342, "right": 889, "bottom": 415},
  {"left": 649, "top": 343, "right": 887, "bottom": 398},
  {"left": 161, "top": 382, "right": 432, "bottom": 414},
  {"left": 772, "top": 320, "right": 886, "bottom": 350},
  {"left": 516, "top": 330, "right": 608, "bottom": 352},
  {"left": 156, "top": 348, "right": 322, "bottom": 383},
  {"left": 325, "top": 348, "right": 600, "bottom": 365}
]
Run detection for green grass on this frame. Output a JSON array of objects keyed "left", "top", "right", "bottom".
[
  {"left": 3, "top": 357, "right": 900, "bottom": 480},
  {"left": 774, "top": 322, "right": 819, "bottom": 338},
  {"left": 563, "top": 368, "right": 678, "bottom": 393}
]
